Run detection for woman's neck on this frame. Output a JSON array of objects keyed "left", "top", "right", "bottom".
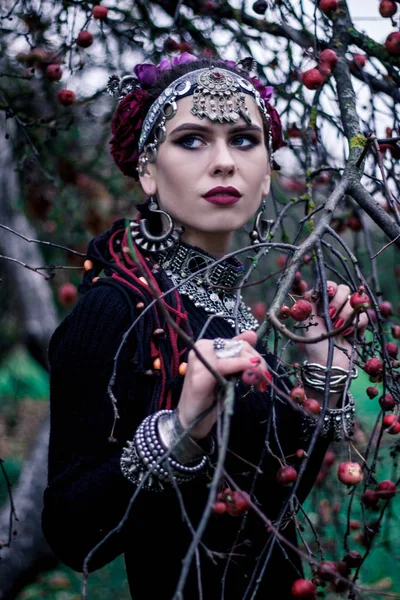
[{"left": 181, "top": 228, "right": 233, "bottom": 258}]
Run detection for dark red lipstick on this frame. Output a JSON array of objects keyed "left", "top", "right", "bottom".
[{"left": 203, "top": 186, "right": 242, "bottom": 206}]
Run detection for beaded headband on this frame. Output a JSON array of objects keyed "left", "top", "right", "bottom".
[
  {"left": 138, "top": 67, "right": 271, "bottom": 153},
  {"left": 108, "top": 56, "right": 284, "bottom": 179}
]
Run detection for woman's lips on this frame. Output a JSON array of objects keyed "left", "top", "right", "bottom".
[{"left": 203, "top": 195, "right": 241, "bottom": 206}]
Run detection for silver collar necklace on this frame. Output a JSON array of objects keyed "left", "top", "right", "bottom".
[{"left": 153, "top": 242, "right": 259, "bottom": 333}]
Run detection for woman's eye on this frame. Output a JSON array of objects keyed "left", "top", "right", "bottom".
[
  {"left": 177, "top": 135, "right": 205, "bottom": 149},
  {"left": 175, "top": 134, "right": 260, "bottom": 149},
  {"left": 232, "top": 135, "right": 259, "bottom": 148}
]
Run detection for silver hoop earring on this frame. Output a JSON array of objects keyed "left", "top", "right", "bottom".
[
  {"left": 130, "top": 196, "right": 184, "bottom": 253},
  {"left": 249, "top": 199, "right": 273, "bottom": 245}
]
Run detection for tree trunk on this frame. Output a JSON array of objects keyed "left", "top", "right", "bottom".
[{"left": 0, "top": 128, "right": 58, "bottom": 598}]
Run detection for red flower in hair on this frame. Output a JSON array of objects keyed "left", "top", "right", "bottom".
[
  {"left": 265, "top": 102, "right": 285, "bottom": 152},
  {"left": 110, "top": 88, "right": 151, "bottom": 179},
  {"left": 251, "top": 77, "right": 285, "bottom": 152}
]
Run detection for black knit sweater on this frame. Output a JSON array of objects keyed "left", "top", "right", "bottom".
[{"left": 42, "top": 278, "right": 330, "bottom": 600}]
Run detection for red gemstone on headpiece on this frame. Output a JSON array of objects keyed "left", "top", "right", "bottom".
[{"left": 213, "top": 72, "right": 223, "bottom": 79}]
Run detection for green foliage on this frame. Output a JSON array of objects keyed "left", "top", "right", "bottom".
[
  {"left": 0, "top": 347, "right": 48, "bottom": 402},
  {"left": 15, "top": 559, "right": 131, "bottom": 600},
  {"left": 303, "top": 371, "right": 400, "bottom": 596}
]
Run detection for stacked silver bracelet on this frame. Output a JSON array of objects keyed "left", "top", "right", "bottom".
[
  {"left": 301, "top": 361, "right": 358, "bottom": 394},
  {"left": 301, "top": 393, "right": 356, "bottom": 442},
  {"left": 120, "top": 410, "right": 212, "bottom": 492},
  {"left": 300, "top": 361, "right": 358, "bottom": 441}
]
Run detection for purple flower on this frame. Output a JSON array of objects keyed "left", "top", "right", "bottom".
[
  {"left": 171, "top": 52, "right": 198, "bottom": 66},
  {"left": 157, "top": 59, "right": 172, "bottom": 72},
  {"left": 133, "top": 64, "right": 158, "bottom": 88},
  {"left": 252, "top": 77, "right": 274, "bottom": 102}
]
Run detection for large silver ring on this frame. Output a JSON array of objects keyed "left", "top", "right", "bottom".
[{"left": 213, "top": 338, "right": 243, "bottom": 359}]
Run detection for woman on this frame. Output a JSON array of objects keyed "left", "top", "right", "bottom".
[{"left": 42, "top": 55, "right": 366, "bottom": 599}]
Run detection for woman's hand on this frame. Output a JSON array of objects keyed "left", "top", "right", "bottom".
[
  {"left": 300, "top": 281, "right": 368, "bottom": 408},
  {"left": 177, "top": 330, "right": 268, "bottom": 440},
  {"left": 303, "top": 281, "right": 368, "bottom": 370}
]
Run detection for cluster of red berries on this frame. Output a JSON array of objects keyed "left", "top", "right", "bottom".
[
  {"left": 290, "top": 386, "right": 321, "bottom": 417},
  {"left": 362, "top": 480, "right": 397, "bottom": 507},
  {"left": 302, "top": 48, "right": 337, "bottom": 91},
  {"left": 379, "top": 1, "right": 400, "bottom": 54},
  {"left": 213, "top": 488, "right": 251, "bottom": 516},
  {"left": 311, "top": 550, "right": 364, "bottom": 594},
  {"left": 382, "top": 413, "right": 400, "bottom": 434},
  {"left": 279, "top": 299, "right": 313, "bottom": 322},
  {"left": 291, "top": 549, "right": 361, "bottom": 600},
  {"left": 51, "top": 6, "right": 108, "bottom": 105},
  {"left": 347, "top": 286, "right": 400, "bottom": 388}
]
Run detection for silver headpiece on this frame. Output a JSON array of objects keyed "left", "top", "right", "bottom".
[
  {"left": 115, "top": 66, "right": 274, "bottom": 177},
  {"left": 138, "top": 67, "right": 270, "bottom": 154}
]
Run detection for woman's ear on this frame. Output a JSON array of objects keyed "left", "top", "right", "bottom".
[{"left": 138, "top": 155, "right": 157, "bottom": 196}]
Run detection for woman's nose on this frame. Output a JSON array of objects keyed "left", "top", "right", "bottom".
[{"left": 209, "top": 142, "right": 236, "bottom": 177}]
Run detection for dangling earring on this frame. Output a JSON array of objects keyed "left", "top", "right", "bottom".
[
  {"left": 130, "top": 195, "right": 184, "bottom": 253},
  {"left": 249, "top": 198, "right": 274, "bottom": 246}
]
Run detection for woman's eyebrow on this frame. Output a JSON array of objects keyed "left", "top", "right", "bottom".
[{"left": 169, "top": 123, "right": 263, "bottom": 135}]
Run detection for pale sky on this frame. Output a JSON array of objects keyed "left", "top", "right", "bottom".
[{"left": 347, "top": 0, "right": 394, "bottom": 41}]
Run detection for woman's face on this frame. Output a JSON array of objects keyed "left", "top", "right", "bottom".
[{"left": 139, "top": 94, "right": 270, "bottom": 253}]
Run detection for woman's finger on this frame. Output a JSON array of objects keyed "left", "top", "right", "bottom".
[
  {"left": 341, "top": 310, "right": 369, "bottom": 337},
  {"left": 233, "top": 329, "right": 257, "bottom": 347},
  {"left": 328, "top": 284, "right": 351, "bottom": 319},
  {"left": 190, "top": 337, "right": 264, "bottom": 372},
  {"left": 305, "top": 281, "right": 338, "bottom": 317}
]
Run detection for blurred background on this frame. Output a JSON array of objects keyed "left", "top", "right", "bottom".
[{"left": 1, "top": 0, "right": 400, "bottom": 598}]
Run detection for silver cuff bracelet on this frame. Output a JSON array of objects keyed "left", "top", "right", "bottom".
[
  {"left": 120, "top": 410, "right": 212, "bottom": 492},
  {"left": 301, "top": 393, "right": 356, "bottom": 442},
  {"left": 158, "top": 410, "right": 214, "bottom": 464},
  {"left": 301, "top": 361, "right": 358, "bottom": 394}
]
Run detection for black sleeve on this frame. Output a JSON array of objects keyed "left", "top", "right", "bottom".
[{"left": 42, "top": 283, "right": 163, "bottom": 572}]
